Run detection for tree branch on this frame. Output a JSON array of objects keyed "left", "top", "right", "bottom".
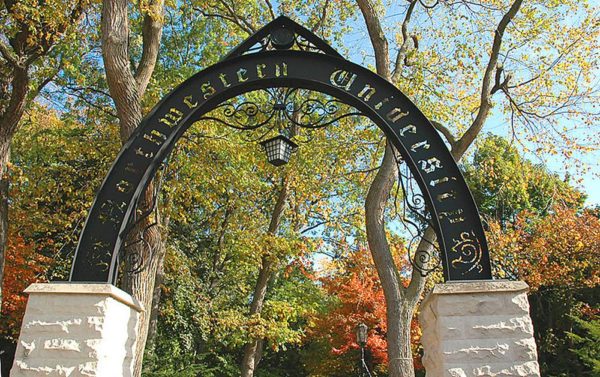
[
  {"left": 264, "top": 0, "right": 276, "bottom": 20},
  {"left": 196, "top": 9, "right": 238, "bottom": 27},
  {"left": 431, "top": 120, "right": 457, "bottom": 146},
  {"left": 134, "top": 0, "right": 165, "bottom": 97},
  {"left": 391, "top": 0, "right": 418, "bottom": 83},
  {"left": 31, "top": 59, "right": 65, "bottom": 99},
  {"left": 217, "top": 0, "right": 257, "bottom": 35},
  {"left": 452, "top": 0, "right": 524, "bottom": 160},
  {"left": 356, "top": 0, "right": 391, "bottom": 80},
  {"left": 25, "top": 0, "right": 88, "bottom": 64},
  {"left": 0, "top": 41, "right": 22, "bottom": 68},
  {"left": 311, "top": 0, "right": 331, "bottom": 33}
]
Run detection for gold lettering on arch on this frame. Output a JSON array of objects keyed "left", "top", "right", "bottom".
[
  {"left": 256, "top": 64, "right": 267, "bottom": 78},
  {"left": 159, "top": 108, "right": 184, "bottom": 128},
  {"left": 219, "top": 73, "right": 231, "bottom": 87},
  {"left": 237, "top": 68, "right": 248, "bottom": 82},
  {"left": 330, "top": 69, "right": 357, "bottom": 91},
  {"left": 357, "top": 84, "right": 376, "bottom": 102},
  {"left": 183, "top": 95, "right": 198, "bottom": 109},
  {"left": 275, "top": 62, "right": 288, "bottom": 77},
  {"left": 201, "top": 82, "right": 216, "bottom": 99},
  {"left": 386, "top": 108, "right": 409, "bottom": 123},
  {"left": 419, "top": 157, "right": 442, "bottom": 174}
]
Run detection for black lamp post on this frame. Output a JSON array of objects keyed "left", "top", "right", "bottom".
[
  {"left": 260, "top": 102, "right": 298, "bottom": 166},
  {"left": 356, "top": 323, "right": 372, "bottom": 377}
]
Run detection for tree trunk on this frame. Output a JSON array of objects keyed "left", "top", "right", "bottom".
[
  {"left": 240, "top": 176, "right": 289, "bottom": 377},
  {"left": 146, "top": 197, "right": 171, "bottom": 349},
  {"left": 100, "top": 0, "right": 164, "bottom": 375},
  {"left": 0, "top": 67, "right": 29, "bottom": 305},
  {"left": 145, "top": 249, "right": 165, "bottom": 348},
  {"left": 365, "top": 144, "right": 417, "bottom": 377},
  {"left": 357, "top": 2, "right": 424, "bottom": 372},
  {"left": 240, "top": 258, "right": 273, "bottom": 377},
  {"left": 356, "top": 1, "right": 443, "bottom": 375},
  {"left": 0, "top": 145, "right": 8, "bottom": 306},
  {"left": 359, "top": 1, "right": 523, "bottom": 372},
  {"left": 122, "top": 218, "right": 164, "bottom": 377}
]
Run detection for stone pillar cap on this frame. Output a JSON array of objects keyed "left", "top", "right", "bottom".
[
  {"left": 24, "top": 282, "right": 144, "bottom": 312},
  {"left": 428, "top": 280, "right": 529, "bottom": 296}
]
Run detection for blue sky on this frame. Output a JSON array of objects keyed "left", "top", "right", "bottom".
[{"left": 330, "top": 2, "right": 599, "bottom": 207}]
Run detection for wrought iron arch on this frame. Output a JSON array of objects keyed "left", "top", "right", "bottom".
[{"left": 70, "top": 16, "right": 492, "bottom": 283}]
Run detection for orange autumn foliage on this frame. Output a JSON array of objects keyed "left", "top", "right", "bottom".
[
  {"left": 488, "top": 205, "right": 600, "bottom": 290},
  {"left": 1, "top": 233, "right": 50, "bottom": 339},
  {"left": 306, "top": 248, "right": 422, "bottom": 375}
]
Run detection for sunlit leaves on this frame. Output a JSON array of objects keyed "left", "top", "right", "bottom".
[
  {"left": 464, "top": 134, "right": 584, "bottom": 224},
  {"left": 488, "top": 206, "right": 600, "bottom": 289}
]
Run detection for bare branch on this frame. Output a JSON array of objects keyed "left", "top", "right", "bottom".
[
  {"left": 31, "top": 70, "right": 59, "bottom": 100},
  {"left": 217, "top": 0, "right": 257, "bottom": 35},
  {"left": 419, "top": 0, "right": 439, "bottom": 9},
  {"left": 49, "top": 87, "right": 118, "bottom": 118},
  {"left": 65, "top": 84, "right": 112, "bottom": 99},
  {"left": 196, "top": 9, "right": 239, "bottom": 26},
  {"left": 391, "top": 0, "right": 418, "bottom": 83},
  {"left": 452, "top": 0, "right": 524, "bottom": 160},
  {"left": 311, "top": 0, "right": 331, "bottom": 33},
  {"left": 507, "top": 36, "right": 585, "bottom": 91},
  {"left": 264, "top": 0, "right": 276, "bottom": 20}
]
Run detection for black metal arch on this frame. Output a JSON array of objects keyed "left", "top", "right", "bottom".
[{"left": 70, "top": 16, "right": 492, "bottom": 283}]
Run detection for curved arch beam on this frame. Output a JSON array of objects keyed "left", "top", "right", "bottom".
[{"left": 70, "top": 50, "right": 491, "bottom": 283}]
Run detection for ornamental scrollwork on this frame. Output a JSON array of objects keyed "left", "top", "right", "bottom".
[
  {"left": 201, "top": 88, "right": 362, "bottom": 132},
  {"left": 450, "top": 230, "right": 484, "bottom": 274},
  {"left": 394, "top": 154, "right": 441, "bottom": 277}
]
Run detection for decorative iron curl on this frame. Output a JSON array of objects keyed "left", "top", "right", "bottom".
[
  {"left": 198, "top": 88, "right": 361, "bottom": 134},
  {"left": 203, "top": 100, "right": 276, "bottom": 130},
  {"left": 240, "top": 33, "right": 329, "bottom": 56},
  {"left": 294, "top": 34, "right": 325, "bottom": 53},
  {"left": 121, "top": 234, "right": 154, "bottom": 274},
  {"left": 284, "top": 98, "right": 362, "bottom": 129},
  {"left": 393, "top": 153, "right": 441, "bottom": 277}
]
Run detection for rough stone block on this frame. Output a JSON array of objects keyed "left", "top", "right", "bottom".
[
  {"left": 10, "top": 283, "right": 143, "bottom": 377},
  {"left": 420, "top": 281, "right": 540, "bottom": 377}
]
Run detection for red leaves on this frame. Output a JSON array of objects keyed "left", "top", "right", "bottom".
[
  {"left": 1, "top": 233, "right": 50, "bottom": 339},
  {"left": 307, "top": 248, "right": 423, "bottom": 374},
  {"left": 488, "top": 205, "right": 600, "bottom": 291}
]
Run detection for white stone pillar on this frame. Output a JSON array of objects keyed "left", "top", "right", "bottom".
[
  {"left": 420, "top": 280, "right": 541, "bottom": 377},
  {"left": 10, "top": 283, "right": 143, "bottom": 377}
]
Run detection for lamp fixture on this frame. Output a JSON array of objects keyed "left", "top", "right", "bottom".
[{"left": 260, "top": 134, "right": 298, "bottom": 166}]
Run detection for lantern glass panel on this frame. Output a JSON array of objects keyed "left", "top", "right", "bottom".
[{"left": 260, "top": 135, "right": 298, "bottom": 166}]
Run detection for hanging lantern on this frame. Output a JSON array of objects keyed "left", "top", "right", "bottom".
[
  {"left": 260, "top": 134, "right": 298, "bottom": 166},
  {"left": 356, "top": 323, "right": 368, "bottom": 348}
]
